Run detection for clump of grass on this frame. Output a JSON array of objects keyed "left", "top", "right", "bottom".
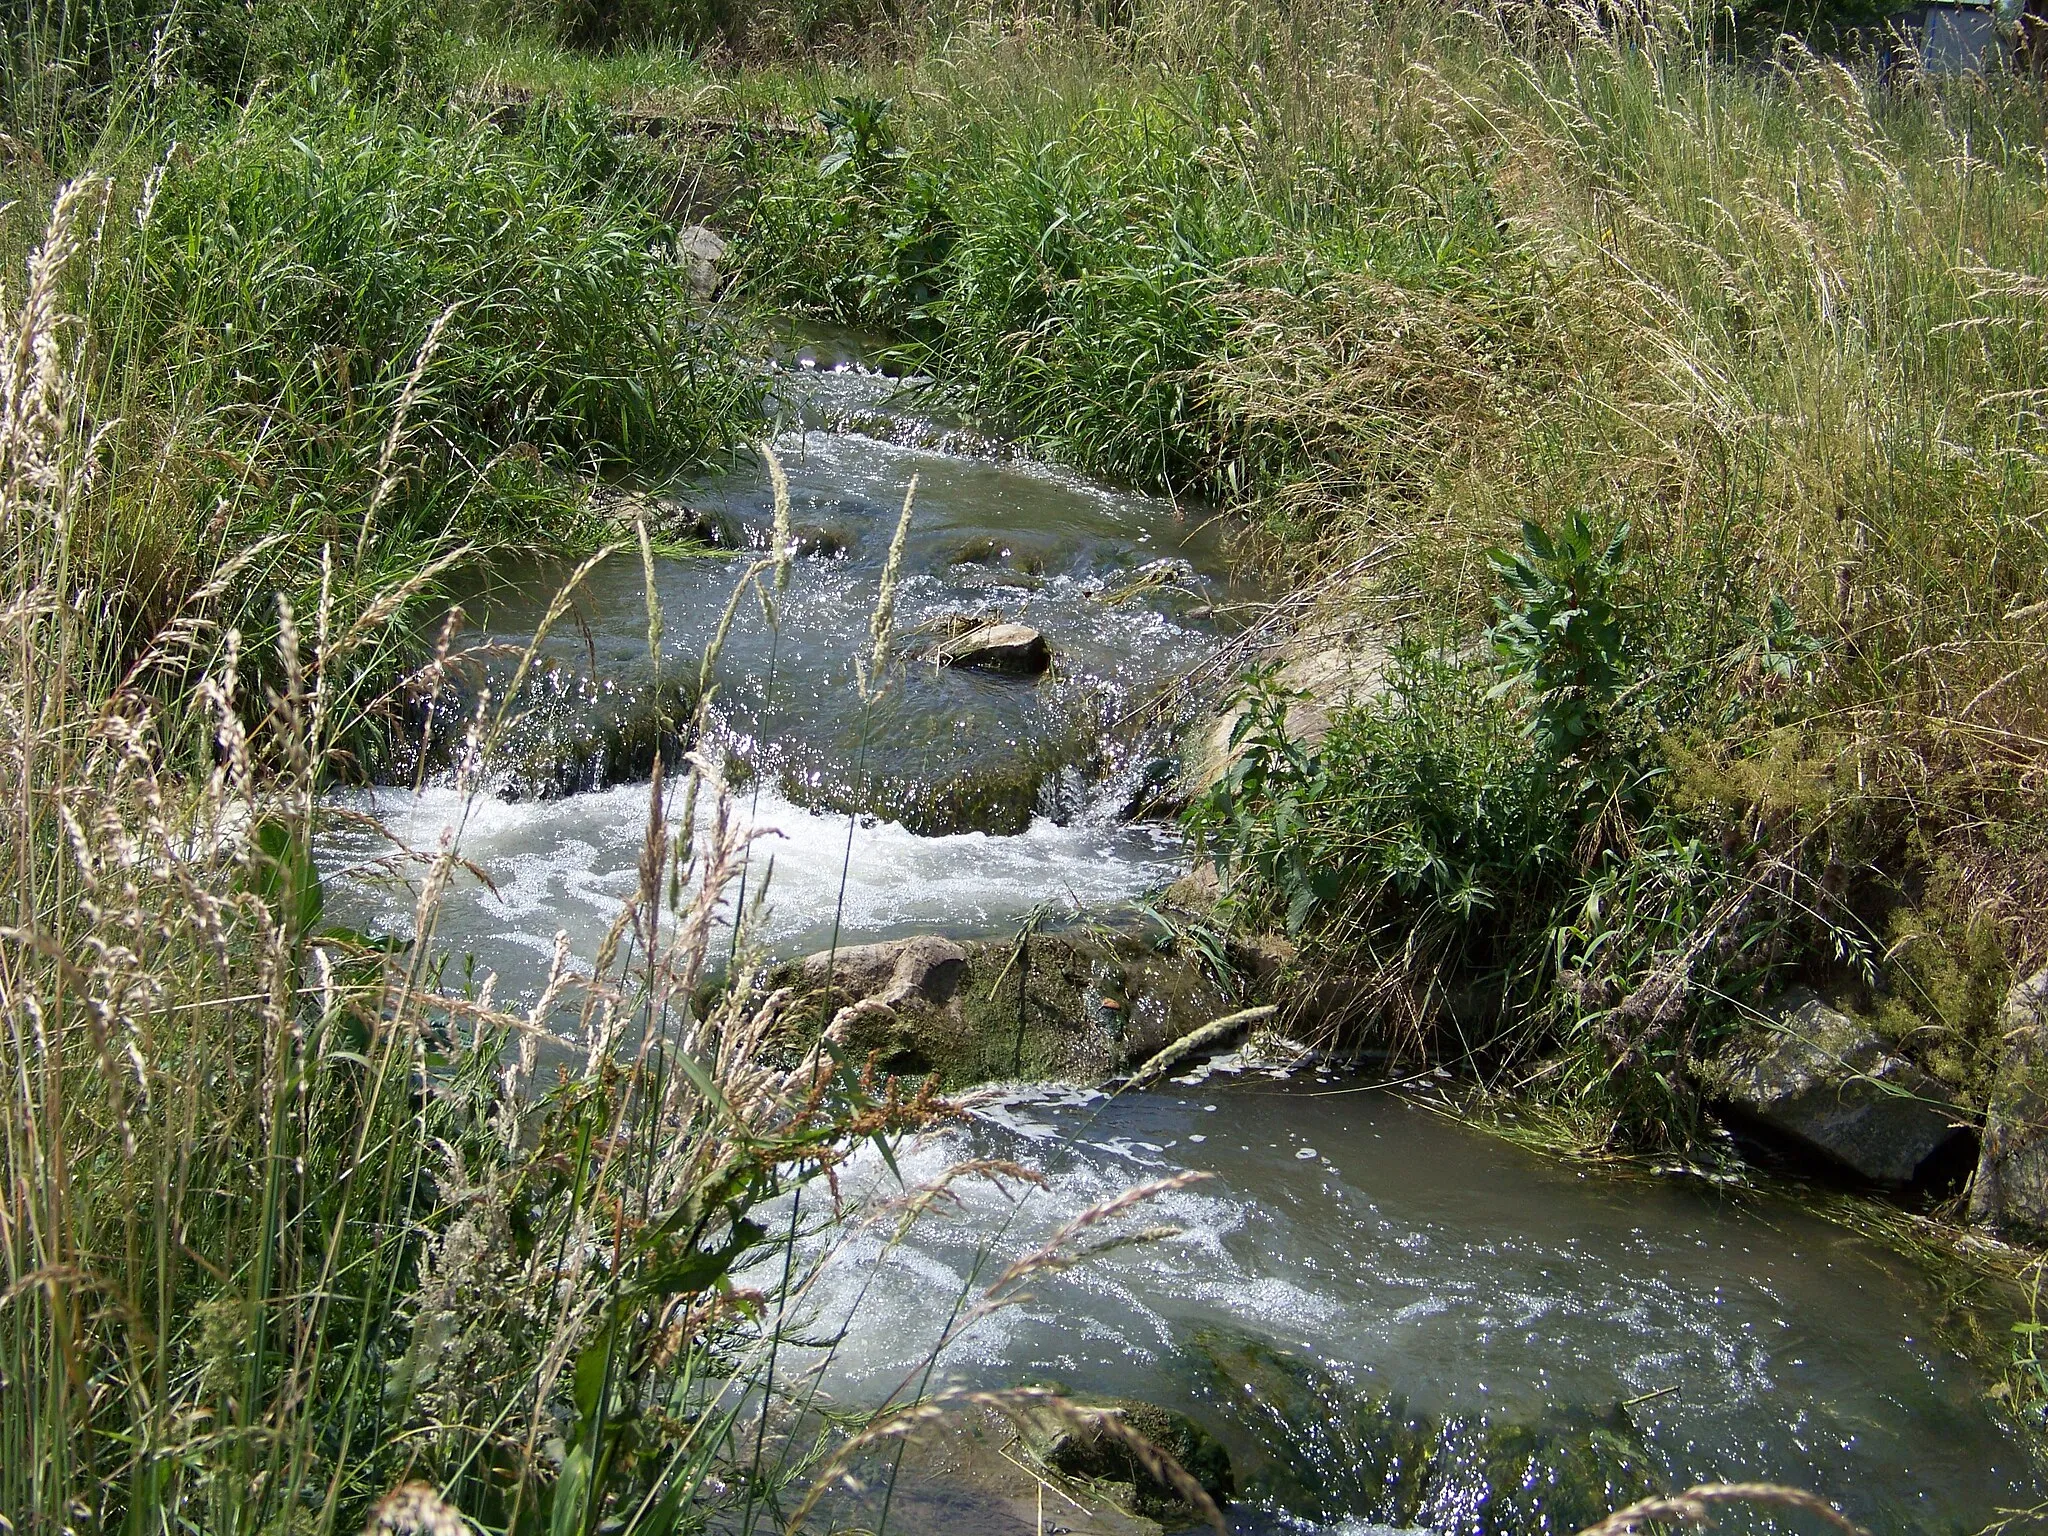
[{"left": 84, "top": 85, "right": 761, "bottom": 644}]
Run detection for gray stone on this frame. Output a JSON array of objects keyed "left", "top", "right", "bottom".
[
  {"left": 1971, "top": 968, "right": 2048, "bottom": 1234},
  {"left": 798, "top": 935, "right": 968, "bottom": 1010},
  {"left": 678, "top": 224, "right": 728, "bottom": 297},
  {"left": 1715, "top": 994, "right": 1966, "bottom": 1187},
  {"left": 1183, "top": 629, "right": 1391, "bottom": 796},
  {"left": 937, "top": 621, "right": 1051, "bottom": 675}
]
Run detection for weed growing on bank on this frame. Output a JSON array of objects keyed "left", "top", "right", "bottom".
[{"left": 1190, "top": 515, "right": 1861, "bottom": 1148}]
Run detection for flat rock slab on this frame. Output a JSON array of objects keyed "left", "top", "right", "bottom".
[
  {"left": 678, "top": 223, "right": 728, "bottom": 296},
  {"left": 1971, "top": 968, "right": 2048, "bottom": 1235},
  {"left": 939, "top": 622, "right": 1051, "bottom": 675},
  {"left": 798, "top": 935, "right": 968, "bottom": 1009},
  {"left": 1715, "top": 994, "right": 1965, "bottom": 1187},
  {"left": 775, "top": 924, "right": 1249, "bottom": 1088}
]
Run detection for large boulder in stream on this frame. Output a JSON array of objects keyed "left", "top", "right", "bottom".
[
  {"left": 1710, "top": 993, "right": 1967, "bottom": 1187},
  {"left": 798, "top": 936, "right": 969, "bottom": 1010},
  {"left": 938, "top": 621, "right": 1052, "bottom": 675},
  {"left": 1971, "top": 967, "right": 2048, "bottom": 1235},
  {"left": 772, "top": 921, "right": 1248, "bottom": 1086},
  {"left": 779, "top": 749, "right": 1069, "bottom": 837}
]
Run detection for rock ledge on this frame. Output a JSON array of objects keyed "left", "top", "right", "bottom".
[{"left": 1713, "top": 993, "right": 1965, "bottom": 1187}]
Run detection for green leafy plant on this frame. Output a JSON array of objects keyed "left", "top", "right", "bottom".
[
  {"left": 1486, "top": 513, "right": 1634, "bottom": 765},
  {"left": 818, "top": 95, "right": 907, "bottom": 182}
]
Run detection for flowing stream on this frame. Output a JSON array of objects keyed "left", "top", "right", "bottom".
[
  {"left": 323, "top": 329, "right": 1240, "bottom": 993},
  {"left": 773, "top": 1075, "right": 2037, "bottom": 1535},
  {"left": 321, "top": 331, "right": 2038, "bottom": 1530}
]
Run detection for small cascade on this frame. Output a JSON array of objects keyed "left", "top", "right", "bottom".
[{"left": 320, "top": 329, "right": 1249, "bottom": 996}]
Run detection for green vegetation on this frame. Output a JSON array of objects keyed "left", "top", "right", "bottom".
[
  {"left": 0, "top": 118, "right": 899, "bottom": 1532},
  {"left": 730, "top": 1, "right": 2048, "bottom": 1155},
  {"left": 1, "top": 11, "right": 815, "bottom": 1532},
  {"left": 6, "top": 0, "right": 2048, "bottom": 1526},
  {"left": 16, "top": 91, "right": 757, "bottom": 659}
]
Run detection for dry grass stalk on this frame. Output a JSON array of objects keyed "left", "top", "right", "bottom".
[{"left": 1572, "top": 1481, "right": 1870, "bottom": 1536}]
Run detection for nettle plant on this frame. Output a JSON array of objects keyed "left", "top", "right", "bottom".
[
  {"left": 1195, "top": 512, "right": 1645, "bottom": 938},
  {"left": 1485, "top": 511, "right": 1637, "bottom": 786},
  {"left": 818, "top": 95, "right": 908, "bottom": 183}
]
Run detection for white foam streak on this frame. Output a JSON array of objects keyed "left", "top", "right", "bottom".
[{"left": 319, "top": 778, "right": 1182, "bottom": 997}]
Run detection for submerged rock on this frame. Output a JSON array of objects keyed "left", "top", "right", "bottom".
[
  {"left": 1031, "top": 1397, "right": 1234, "bottom": 1521},
  {"left": 1712, "top": 993, "right": 1967, "bottom": 1187},
  {"left": 789, "top": 523, "right": 851, "bottom": 558},
  {"left": 1971, "top": 968, "right": 2048, "bottom": 1235},
  {"left": 781, "top": 754, "right": 1057, "bottom": 837},
  {"left": 1187, "top": 1327, "right": 1656, "bottom": 1534},
  {"left": 380, "top": 658, "right": 699, "bottom": 799},
  {"left": 938, "top": 621, "right": 1052, "bottom": 676},
  {"left": 772, "top": 920, "right": 1248, "bottom": 1087}
]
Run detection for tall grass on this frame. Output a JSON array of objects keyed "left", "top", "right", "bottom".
[
  {"left": 733, "top": 0, "right": 2048, "bottom": 1147},
  {"left": 0, "top": 157, "right": 1070, "bottom": 1532},
  {"left": 0, "top": 75, "right": 767, "bottom": 720}
]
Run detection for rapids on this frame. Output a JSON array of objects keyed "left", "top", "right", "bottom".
[
  {"left": 321, "top": 329, "right": 1243, "bottom": 996},
  {"left": 762, "top": 1074, "right": 2039, "bottom": 1535}
]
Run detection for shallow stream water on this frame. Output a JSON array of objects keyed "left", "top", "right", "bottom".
[
  {"left": 770, "top": 1076, "right": 2038, "bottom": 1535},
  {"left": 319, "top": 331, "right": 2036, "bottom": 1531},
  {"left": 322, "top": 330, "right": 1240, "bottom": 994}
]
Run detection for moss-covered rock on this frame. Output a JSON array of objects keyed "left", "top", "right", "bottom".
[
  {"left": 1972, "top": 968, "right": 2048, "bottom": 1236},
  {"left": 379, "top": 659, "right": 699, "bottom": 798},
  {"left": 1031, "top": 1398, "right": 1235, "bottom": 1521},
  {"left": 778, "top": 753, "right": 1055, "bottom": 836},
  {"left": 1187, "top": 1326, "right": 1658, "bottom": 1536},
  {"left": 1708, "top": 992, "right": 1968, "bottom": 1187},
  {"left": 1419, "top": 1410, "right": 1659, "bottom": 1536},
  {"left": 1189, "top": 1328, "right": 1436, "bottom": 1524}
]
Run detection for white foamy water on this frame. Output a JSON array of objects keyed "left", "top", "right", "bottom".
[{"left": 317, "top": 779, "right": 1183, "bottom": 997}]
